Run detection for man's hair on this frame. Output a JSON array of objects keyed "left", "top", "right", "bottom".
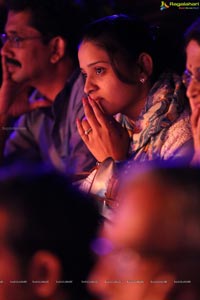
[
  {"left": 0, "top": 164, "right": 100, "bottom": 300},
  {"left": 184, "top": 17, "right": 200, "bottom": 47},
  {"left": 5, "top": 0, "right": 89, "bottom": 61}
]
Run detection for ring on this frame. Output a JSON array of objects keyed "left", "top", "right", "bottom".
[{"left": 84, "top": 128, "right": 92, "bottom": 135}]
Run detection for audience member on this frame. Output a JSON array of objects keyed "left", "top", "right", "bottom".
[
  {"left": 0, "top": 163, "right": 100, "bottom": 300},
  {"left": 88, "top": 163, "right": 200, "bottom": 300},
  {"left": 0, "top": 0, "right": 7, "bottom": 84},
  {"left": 0, "top": 0, "right": 96, "bottom": 175},
  {"left": 183, "top": 17, "right": 200, "bottom": 165},
  {"left": 76, "top": 14, "right": 193, "bottom": 208}
]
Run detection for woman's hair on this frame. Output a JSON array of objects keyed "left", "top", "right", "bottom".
[
  {"left": 80, "top": 14, "right": 161, "bottom": 84},
  {"left": 184, "top": 17, "right": 200, "bottom": 47}
]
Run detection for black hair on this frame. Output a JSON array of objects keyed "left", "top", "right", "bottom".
[
  {"left": 5, "top": 0, "right": 89, "bottom": 62},
  {"left": 80, "top": 14, "right": 161, "bottom": 84},
  {"left": 184, "top": 17, "right": 200, "bottom": 47},
  {"left": 0, "top": 163, "right": 100, "bottom": 300}
]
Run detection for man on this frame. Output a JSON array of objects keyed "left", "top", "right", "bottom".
[
  {"left": 183, "top": 17, "right": 200, "bottom": 165},
  {"left": 0, "top": 164, "right": 100, "bottom": 300},
  {"left": 0, "top": 0, "right": 95, "bottom": 175},
  {"left": 88, "top": 163, "right": 200, "bottom": 300}
]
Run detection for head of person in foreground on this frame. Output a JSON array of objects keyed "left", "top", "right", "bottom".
[
  {"left": 88, "top": 162, "right": 200, "bottom": 300},
  {"left": 0, "top": 164, "right": 100, "bottom": 300}
]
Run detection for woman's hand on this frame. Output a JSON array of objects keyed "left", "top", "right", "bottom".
[{"left": 77, "top": 97, "right": 130, "bottom": 162}]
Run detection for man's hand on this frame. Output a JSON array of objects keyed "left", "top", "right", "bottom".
[{"left": 0, "top": 55, "right": 51, "bottom": 118}]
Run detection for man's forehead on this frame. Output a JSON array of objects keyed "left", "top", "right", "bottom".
[{"left": 5, "top": 10, "right": 34, "bottom": 33}]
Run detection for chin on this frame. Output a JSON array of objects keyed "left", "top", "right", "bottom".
[
  {"left": 103, "top": 107, "right": 116, "bottom": 116},
  {"left": 10, "top": 73, "right": 21, "bottom": 83}
]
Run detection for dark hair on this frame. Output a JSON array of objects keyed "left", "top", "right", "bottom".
[
  {"left": 0, "top": 164, "right": 100, "bottom": 300},
  {"left": 5, "top": 0, "right": 89, "bottom": 61},
  {"left": 184, "top": 17, "right": 200, "bottom": 47},
  {"left": 80, "top": 14, "right": 160, "bottom": 84}
]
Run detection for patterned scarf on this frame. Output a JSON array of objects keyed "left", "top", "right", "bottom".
[{"left": 117, "top": 72, "right": 189, "bottom": 161}]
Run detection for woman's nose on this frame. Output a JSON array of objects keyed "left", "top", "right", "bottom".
[
  {"left": 1, "top": 39, "right": 12, "bottom": 56},
  {"left": 187, "top": 79, "right": 200, "bottom": 101},
  {"left": 84, "top": 75, "right": 98, "bottom": 96}
]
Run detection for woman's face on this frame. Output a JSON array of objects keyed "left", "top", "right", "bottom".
[
  {"left": 186, "top": 40, "right": 200, "bottom": 111},
  {"left": 78, "top": 41, "right": 148, "bottom": 118}
]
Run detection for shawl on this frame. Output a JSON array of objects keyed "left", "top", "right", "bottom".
[{"left": 116, "top": 72, "right": 192, "bottom": 161}]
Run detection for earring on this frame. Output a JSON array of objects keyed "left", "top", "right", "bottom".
[{"left": 140, "top": 77, "right": 145, "bottom": 84}]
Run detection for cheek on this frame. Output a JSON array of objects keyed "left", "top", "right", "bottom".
[
  {"left": 107, "top": 200, "right": 151, "bottom": 247},
  {"left": 107, "top": 81, "right": 133, "bottom": 101},
  {"left": 88, "top": 254, "right": 159, "bottom": 300},
  {"left": 23, "top": 46, "right": 50, "bottom": 65},
  {"left": 0, "top": 252, "right": 21, "bottom": 280},
  {"left": 0, "top": 252, "right": 24, "bottom": 300}
]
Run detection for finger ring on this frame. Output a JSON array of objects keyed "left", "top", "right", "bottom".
[{"left": 84, "top": 128, "right": 92, "bottom": 135}]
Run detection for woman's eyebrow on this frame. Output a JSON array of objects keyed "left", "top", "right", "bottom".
[{"left": 87, "top": 60, "right": 110, "bottom": 67}]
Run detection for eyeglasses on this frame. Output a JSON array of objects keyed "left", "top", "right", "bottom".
[
  {"left": 182, "top": 68, "right": 200, "bottom": 88},
  {"left": 0, "top": 33, "right": 43, "bottom": 48}
]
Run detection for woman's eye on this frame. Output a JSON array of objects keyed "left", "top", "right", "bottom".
[
  {"left": 81, "top": 72, "right": 87, "bottom": 80},
  {"left": 96, "top": 68, "right": 105, "bottom": 75},
  {"left": 14, "top": 36, "right": 23, "bottom": 42}
]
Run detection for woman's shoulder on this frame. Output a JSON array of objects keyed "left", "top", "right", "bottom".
[{"left": 161, "top": 108, "right": 193, "bottom": 161}]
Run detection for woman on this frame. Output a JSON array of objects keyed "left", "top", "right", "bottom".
[
  {"left": 76, "top": 14, "right": 193, "bottom": 206},
  {"left": 183, "top": 17, "right": 200, "bottom": 165}
]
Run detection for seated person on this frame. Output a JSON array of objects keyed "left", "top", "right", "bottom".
[
  {"left": 0, "top": 163, "right": 100, "bottom": 300},
  {"left": 183, "top": 17, "right": 200, "bottom": 165},
  {"left": 0, "top": 0, "right": 96, "bottom": 175},
  {"left": 76, "top": 14, "right": 194, "bottom": 209},
  {"left": 87, "top": 163, "right": 200, "bottom": 300}
]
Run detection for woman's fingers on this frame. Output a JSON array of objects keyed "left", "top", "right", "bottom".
[
  {"left": 88, "top": 98, "right": 115, "bottom": 129},
  {"left": 76, "top": 118, "right": 88, "bottom": 141},
  {"left": 81, "top": 116, "right": 91, "bottom": 131},
  {"left": 76, "top": 117, "right": 93, "bottom": 144},
  {"left": 83, "top": 97, "right": 101, "bottom": 129}
]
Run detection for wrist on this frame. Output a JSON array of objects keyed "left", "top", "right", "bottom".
[{"left": 191, "top": 152, "right": 200, "bottom": 166}]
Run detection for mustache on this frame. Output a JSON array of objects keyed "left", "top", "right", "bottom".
[{"left": 6, "top": 57, "right": 21, "bottom": 67}]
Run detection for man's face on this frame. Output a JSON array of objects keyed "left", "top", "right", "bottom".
[
  {"left": 0, "top": 209, "right": 29, "bottom": 300},
  {"left": 1, "top": 10, "right": 53, "bottom": 86}
]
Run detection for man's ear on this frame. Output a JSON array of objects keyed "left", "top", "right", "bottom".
[
  {"left": 137, "top": 52, "right": 153, "bottom": 83},
  {"left": 49, "top": 36, "right": 66, "bottom": 64},
  {"left": 28, "top": 250, "right": 62, "bottom": 298}
]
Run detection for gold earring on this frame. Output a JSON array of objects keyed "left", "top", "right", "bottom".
[{"left": 140, "top": 77, "right": 145, "bottom": 83}]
